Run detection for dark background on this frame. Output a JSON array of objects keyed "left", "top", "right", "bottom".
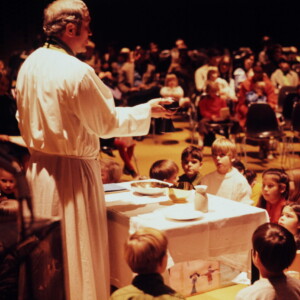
[{"left": 0, "top": 0, "right": 299, "bottom": 62}]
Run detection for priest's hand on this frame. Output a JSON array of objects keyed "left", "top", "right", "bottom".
[{"left": 148, "top": 98, "right": 176, "bottom": 119}]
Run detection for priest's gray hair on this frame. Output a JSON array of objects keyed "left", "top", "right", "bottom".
[{"left": 43, "top": 0, "right": 90, "bottom": 37}]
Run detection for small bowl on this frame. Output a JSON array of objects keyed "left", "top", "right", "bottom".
[
  {"left": 130, "top": 181, "right": 170, "bottom": 195},
  {"left": 168, "top": 188, "right": 192, "bottom": 203}
]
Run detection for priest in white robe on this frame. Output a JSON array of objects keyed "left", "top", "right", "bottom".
[{"left": 15, "top": 1, "right": 172, "bottom": 299}]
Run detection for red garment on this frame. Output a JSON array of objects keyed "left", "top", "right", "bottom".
[
  {"left": 266, "top": 198, "right": 286, "bottom": 223},
  {"left": 236, "top": 75, "right": 277, "bottom": 128},
  {"left": 198, "top": 95, "right": 227, "bottom": 120},
  {"left": 114, "top": 138, "right": 136, "bottom": 172}
]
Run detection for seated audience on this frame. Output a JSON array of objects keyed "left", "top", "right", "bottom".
[
  {"left": 149, "top": 159, "right": 179, "bottom": 185},
  {"left": 160, "top": 73, "right": 190, "bottom": 108},
  {"left": 271, "top": 57, "right": 299, "bottom": 93},
  {"left": 233, "top": 50, "right": 255, "bottom": 92},
  {"left": 178, "top": 145, "right": 203, "bottom": 187},
  {"left": 257, "top": 168, "right": 290, "bottom": 223},
  {"left": 118, "top": 46, "right": 161, "bottom": 107},
  {"left": 194, "top": 48, "right": 222, "bottom": 94},
  {"left": 201, "top": 137, "right": 252, "bottom": 204},
  {"left": 110, "top": 227, "right": 185, "bottom": 300},
  {"left": 205, "top": 67, "right": 236, "bottom": 103},
  {"left": 244, "top": 81, "right": 267, "bottom": 105},
  {"left": 168, "top": 48, "right": 195, "bottom": 97},
  {"left": 258, "top": 35, "right": 272, "bottom": 67},
  {"left": 279, "top": 203, "right": 300, "bottom": 249},
  {"left": 262, "top": 43, "right": 284, "bottom": 78},
  {"left": 197, "top": 81, "right": 227, "bottom": 148},
  {"left": 235, "top": 63, "right": 277, "bottom": 128},
  {"left": 218, "top": 54, "right": 237, "bottom": 112},
  {"left": 99, "top": 158, "right": 122, "bottom": 184},
  {"left": 236, "top": 223, "right": 300, "bottom": 300},
  {"left": 198, "top": 82, "right": 239, "bottom": 147}
]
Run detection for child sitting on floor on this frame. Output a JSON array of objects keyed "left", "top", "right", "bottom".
[
  {"left": 110, "top": 227, "right": 185, "bottom": 300},
  {"left": 236, "top": 223, "right": 300, "bottom": 300},
  {"left": 279, "top": 203, "right": 300, "bottom": 249},
  {"left": 149, "top": 159, "right": 179, "bottom": 185},
  {"left": 257, "top": 168, "right": 290, "bottom": 223},
  {"left": 178, "top": 145, "right": 203, "bottom": 187},
  {"left": 201, "top": 137, "right": 252, "bottom": 204}
]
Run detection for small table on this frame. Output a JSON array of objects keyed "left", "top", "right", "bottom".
[{"left": 105, "top": 182, "right": 269, "bottom": 294}]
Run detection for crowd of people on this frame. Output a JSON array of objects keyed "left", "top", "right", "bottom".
[
  {"left": 1, "top": 0, "right": 300, "bottom": 299},
  {"left": 2, "top": 33, "right": 300, "bottom": 172}
]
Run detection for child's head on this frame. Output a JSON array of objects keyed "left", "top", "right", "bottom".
[
  {"left": 164, "top": 73, "right": 178, "bottom": 88},
  {"left": 205, "top": 81, "right": 220, "bottom": 97},
  {"left": 260, "top": 168, "right": 289, "bottom": 205},
  {"left": 181, "top": 146, "right": 203, "bottom": 179},
  {"left": 99, "top": 158, "right": 122, "bottom": 184},
  {"left": 232, "top": 159, "right": 245, "bottom": 174},
  {"left": 211, "top": 138, "right": 237, "bottom": 175},
  {"left": 149, "top": 159, "right": 179, "bottom": 185},
  {"left": 253, "top": 81, "right": 266, "bottom": 97},
  {"left": 279, "top": 203, "right": 300, "bottom": 236},
  {"left": 206, "top": 67, "right": 219, "bottom": 81},
  {"left": 244, "top": 169, "right": 257, "bottom": 186},
  {"left": 0, "top": 168, "right": 16, "bottom": 196},
  {"left": 252, "top": 223, "right": 296, "bottom": 274},
  {"left": 124, "top": 227, "right": 168, "bottom": 274}
]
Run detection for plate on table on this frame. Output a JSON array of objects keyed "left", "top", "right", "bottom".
[
  {"left": 164, "top": 205, "right": 204, "bottom": 221},
  {"left": 130, "top": 181, "right": 170, "bottom": 195}
]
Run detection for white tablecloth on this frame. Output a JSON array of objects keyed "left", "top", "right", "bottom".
[{"left": 105, "top": 183, "right": 269, "bottom": 288}]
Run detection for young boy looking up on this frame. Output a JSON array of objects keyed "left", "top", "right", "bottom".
[
  {"left": 110, "top": 227, "right": 185, "bottom": 300},
  {"left": 201, "top": 137, "right": 252, "bottom": 204},
  {"left": 178, "top": 145, "right": 203, "bottom": 187},
  {"left": 236, "top": 223, "right": 300, "bottom": 300}
]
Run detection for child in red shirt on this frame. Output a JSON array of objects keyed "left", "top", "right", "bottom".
[
  {"left": 258, "top": 168, "right": 289, "bottom": 223},
  {"left": 197, "top": 81, "right": 227, "bottom": 148}
]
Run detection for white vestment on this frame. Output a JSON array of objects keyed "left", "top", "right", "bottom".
[{"left": 16, "top": 47, "right": 151, "bottom": 300}]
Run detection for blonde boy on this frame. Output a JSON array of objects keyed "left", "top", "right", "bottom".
[
  {"left": 201, "top": 137, "right": 252, "bottom": 204},
  {"left": 110, "top": 227, "right": 185, "bottom": 299}
]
